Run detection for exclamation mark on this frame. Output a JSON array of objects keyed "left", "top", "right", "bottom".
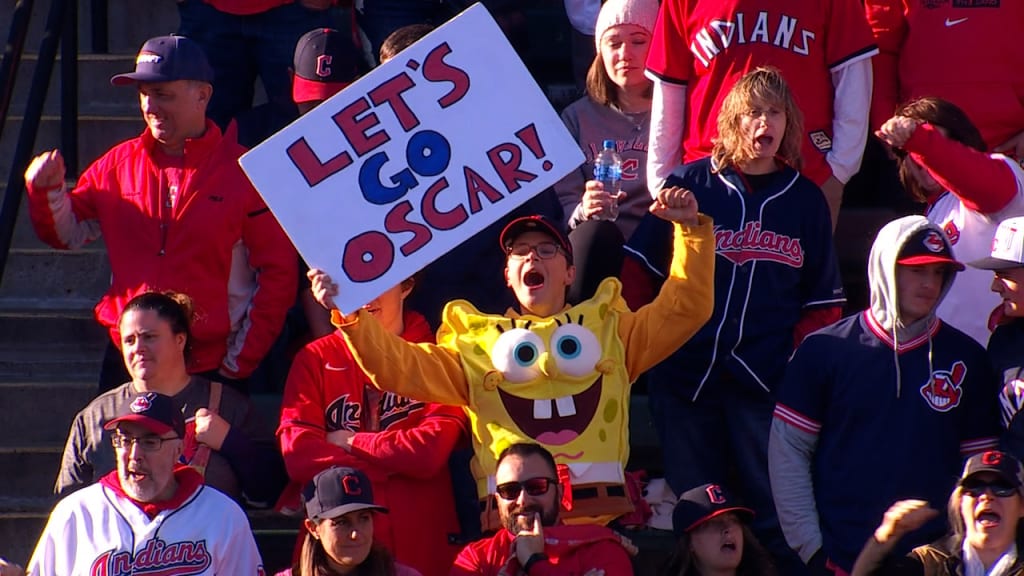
[{"left": 515, "top": 124, "right": 552, "bottom": 171}]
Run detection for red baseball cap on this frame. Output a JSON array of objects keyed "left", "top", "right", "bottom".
[{"left": 499, "top": 215, "right": 573, "bottom": 263}]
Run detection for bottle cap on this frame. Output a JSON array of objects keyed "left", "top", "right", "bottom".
[{"left": 602, "top": 139, "right": 615, "bottom": 149}]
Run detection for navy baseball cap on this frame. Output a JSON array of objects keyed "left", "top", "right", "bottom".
[
  {"left": 292, "top": 28, "right": 363, "bottom": 104},
  {"left": 960, "top": 450, "right": 1024, "bottom": 488},
  {"left": 672, "top": 483, "right": 754, "bottom": 537},
  {"left": 499, "top": 215, "right": 573, "bottom": 263},
  {"left": 897, "top": 227, "right": 965, "bottom": 271},
  {"left": 303, "top": 467, "right": 388, "bottom": 521},
  {"left": 111, "top": 35, "right": 214, "bottom": 87},
  {"left": 103, "top": 392, "right": 185, "bottom": 438}
]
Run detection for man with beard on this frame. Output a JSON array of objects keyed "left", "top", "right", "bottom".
[
  {"left": 27, "top": 392, "right": 263, "bottom": 575},
  {"left": 451, "top": 443, "right": 635, "bottom": 575}
]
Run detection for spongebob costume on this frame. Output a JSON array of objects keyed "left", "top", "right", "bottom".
[{"left": 333, "top": 218, "right": 714, "bottom": 525}]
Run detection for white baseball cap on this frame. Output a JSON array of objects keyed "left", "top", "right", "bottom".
[{"left": 970, "top": 217, "right": 1024, "bottom": 270}]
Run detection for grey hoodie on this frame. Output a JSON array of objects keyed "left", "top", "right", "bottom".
[{"left": 770, "top": 215, "right": 961, "bottom": 564}]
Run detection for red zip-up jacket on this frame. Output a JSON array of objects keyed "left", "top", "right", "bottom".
[
  {"left": 26, "top": 120, "right": 297, "bottom": 378},
  {"left": 200, "top": 0, "right": 340, "bottom": 16},
  {"left": 278, "top": 310, "right": 467, "bottom": 576},
  {"left": 451, "top": 525, "right": 634, "bottom": 576}
]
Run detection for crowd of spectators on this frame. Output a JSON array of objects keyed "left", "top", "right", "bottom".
[{"left": 3, "top": 0, "right": 1024, "bottom": 575}]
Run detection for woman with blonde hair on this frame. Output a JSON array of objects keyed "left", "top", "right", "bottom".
[{"left": 625, "top": 67, "right": 845, "bottom": 574}]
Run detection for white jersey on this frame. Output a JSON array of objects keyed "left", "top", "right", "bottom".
[
  {"left": 928, "top": 156, "right": 1024, "bottom": 346},
  {"left": 27, "top": 480, "right": 264, "bottom": 576}
]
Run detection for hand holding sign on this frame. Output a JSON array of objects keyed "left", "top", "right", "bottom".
[{"left": 308, "top": 268, "right": 339, "bottom": 311}]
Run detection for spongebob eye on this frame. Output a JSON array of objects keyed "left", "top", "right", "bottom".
[
  {"left": 551, "top": 324, "right": 601, "bottom": 377},
  {"left": 490, "top": 328, "right": 546, "bottom": 383}
]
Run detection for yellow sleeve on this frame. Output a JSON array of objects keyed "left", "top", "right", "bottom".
[
  {"left": 333, "top": 309, "right": 471, "bottom": 407},
  {"left": 618, "top": 214, "right": 715, "bottom": 381}
]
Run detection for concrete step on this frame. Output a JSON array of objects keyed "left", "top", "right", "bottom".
[
  {"left": 9, "top": 54, "right": 139, "bottom": 117},
  {"left": 0, "top": 115, "right": 144, "bottom": 184},
  {"left": 0, "top": 0, "right": 180, "bottom": 56},
  {"left": 0, "top": 182, "right": 108, "bottom": 252},
  {"left": 0, "top": 500, "right": 300, "bottom": 570},
  {"left": 0, "top": 342, "right": 103, "bottom": 381},
  {"left": 0, "top": 447, "right": 61, "bottom": 501},
  {"left": 0, "top": 381, "right": 95, "bottom": 446},
  {"left": 0, "top": 306, "right": 106, "bottom": 344},
  {"left": 0, "top": 248, "right": 110, "bottom": 303}
]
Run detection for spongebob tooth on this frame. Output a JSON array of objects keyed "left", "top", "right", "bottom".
[
  {"left": 555, "top": 395, "right": 577, "bottom": 417},
  {"left": 534, "top": 399, "right": 552, "bottom": 420}
]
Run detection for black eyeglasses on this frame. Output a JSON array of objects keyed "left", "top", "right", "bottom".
[
  {"left": 962, "top": 479, "right": 1018, "bottom": 498},
  {"left": 496, "top": 477, "right": 558, "bottom": 500},
  {"left": 111, "top": 433, "right": 177, "bottom": 453},
  {"left": 506, "top": 242, "right": 562, "bottom": 260}
]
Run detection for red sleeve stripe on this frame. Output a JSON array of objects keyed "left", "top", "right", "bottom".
[
  {"left": 773, "top": 404, "right": 822, "bottom": 435},
  {"left": 960, "top": 438, "right": 1000, "bottom": 456}
]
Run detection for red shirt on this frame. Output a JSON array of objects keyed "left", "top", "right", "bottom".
[
  {"left": 646, "top": 0, "right": 877, "bottom": 184},
  {"left": 451, "top": 525, "right": 634, "bottom": 576}
]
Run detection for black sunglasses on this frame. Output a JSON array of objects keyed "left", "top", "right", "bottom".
[
  {"left": 495, "top": 477, "right": 558, "bottom": 501},
  {"left": 962, "top": 478, "right": 1018, "bottom": 498}
]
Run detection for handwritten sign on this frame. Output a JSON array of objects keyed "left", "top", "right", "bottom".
[{"left": 240, "top": 4, "right": 583, "bottom": 314}]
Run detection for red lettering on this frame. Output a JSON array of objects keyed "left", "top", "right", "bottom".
[
  {"left": 343, "top": 230, "right": 395, "bottom": 283},
  {"left": 422, "top": 42, "right": 470, "bottom": 108},
  {"left": 486, "top": 143, "right": 536, "bottom": 194},
  {"left": 341, "top": 474, "right": 363, "bottom": 495},
  {"left": 982, "top": 451, "right": 1003, "bottom": 465},
  {"left": 706, "top": 484, "right": 727, "bottom": 504},
  {"left": 369, "top": 73, "right": 420, "bottom": 132},
  {"left": 464, "top": 166, "right": 504, "bottom": 213},
  {"left": 287, "top": 138, "right": 353, "bottom": 187},
  {"left": 422, "top": 177, "right": 468, "bottom": 230},
  {"left": 333, "top": 98, "right": 389, "bottom": 157},
  {"left": 385, "top": 201, "right": 433, "bottom": 257}
]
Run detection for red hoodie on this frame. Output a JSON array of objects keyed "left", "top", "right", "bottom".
[
  {"left": 278, "top": 310, "right": 467, "bottom": 576},
  {"left": 99, "top": 465, "right": 204, "bottom": 519},
  {"left": 451, "top": 525, "right": 634, "bottom": 576}
]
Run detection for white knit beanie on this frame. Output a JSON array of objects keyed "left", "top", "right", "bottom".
[{"left": 593, "top": 0, "right": 659, "bottom": 50}]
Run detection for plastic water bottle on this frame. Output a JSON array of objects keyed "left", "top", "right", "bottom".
[{"left": 593, "top": 139, "right": 622, "bottom": 221}]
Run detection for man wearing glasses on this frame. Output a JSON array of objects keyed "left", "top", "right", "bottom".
[
  {"left": 26, "top": 392, "right": 263, "bottom": 575},
  {"left": 452, "top": 443, "right": 635, "bottom": 575},
  {"left": 309, "top": 186, "right": 714, "bottom": 527}
]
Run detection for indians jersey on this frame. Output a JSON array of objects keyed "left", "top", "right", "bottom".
[
  {"left": 626, "top": 158, "right": 844, "bottom": 399},
  {"left": 774, "top": 312, "right": 1000, "bottom": 570},
  {"left": 28, "top": 475, "right": 263, "bottom": 575},
  {"left": 646, "top": 0, "right": 877, "bottom": 184}
]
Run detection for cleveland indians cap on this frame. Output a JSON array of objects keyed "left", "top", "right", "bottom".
[
  {"left": 960, "top": 450, "right": 1024, "bottom": 488},
  {"left": 970, "top": 217, "right": 1024, "bottom": 270},
  {"left": 499, "top": 215, "right": 574, "bottom": 264},
  {"left": 896, "top": 227, "right": 965, "bottom": 271},
  {"left": 111, "top": 35, "right": 214, "bottom": 87},
  {"left": 672, "top": 483, "right": 754, "bottom": 537},
  {"left": 303, "top": 466, "right": 388, "bottom": 521},
  {"left": 103, "top": 392, "right": 185, "bottom": 438},
  {"left": 292, "top": 28, "right": 363, "bottom": 104}
]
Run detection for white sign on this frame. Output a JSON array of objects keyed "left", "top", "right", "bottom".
[{"left": 240, "top": 4, "right": 583, "bottom": 314}]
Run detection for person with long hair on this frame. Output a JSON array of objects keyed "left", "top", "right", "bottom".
[
  {"left": 851, "top": 450, "right": 1024, "bottom": 576},
  {"left": 625, "top": 66, "right": 844, "bottom": 574},
  {"left": 662, "top": 483, "right": 777, "bottom": 576},
  {"left": 875, "top": 96, "right": 1024, "bottom": 346},
  {"left": 278, "top": 466, "right": 420, "bottom": 576},
  {"left": 554, "top": 0, "right": 658, "bottom": 302},
  {"left": 55, "top": 291, "right": 286, "bottom": 505}
]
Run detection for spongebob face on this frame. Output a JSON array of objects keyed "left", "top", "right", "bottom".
[
  {"left": 489, "top": 317, "right": 606, "bottom": 447},
  {"left": 439, "top": 278, "right": 631, "bottom": 492}
]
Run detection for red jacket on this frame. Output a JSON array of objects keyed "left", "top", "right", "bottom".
[
  {"left": 202, "top": 0, "right": 340, "bottom": 16},
  {"left": 278, "top": 310, "right": 467, "bottom": 576},
  {"left": 26, "top": 121, "right": 297, "bottom": 378},
  {"left": 451, "top": 525, "right": 634, "bottom": 576}
]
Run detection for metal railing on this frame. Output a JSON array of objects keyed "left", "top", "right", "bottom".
[{"left": 0, "top": 0, "right": 109, "bottom": 285}]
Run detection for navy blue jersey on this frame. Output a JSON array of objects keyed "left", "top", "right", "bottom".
[
  {"left": 626, "top": 158, "right": 845, "bottom": 398},
  {"left": 775, "top": 312, "right": 1000, "bottom": 570}
]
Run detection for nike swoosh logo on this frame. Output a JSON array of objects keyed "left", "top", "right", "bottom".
[
  {"left": 945, "top": 17, "right": 968, "bottom": 27},
  {"left": 324, "top": 363, "right": 348, "bottom": 371}
]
